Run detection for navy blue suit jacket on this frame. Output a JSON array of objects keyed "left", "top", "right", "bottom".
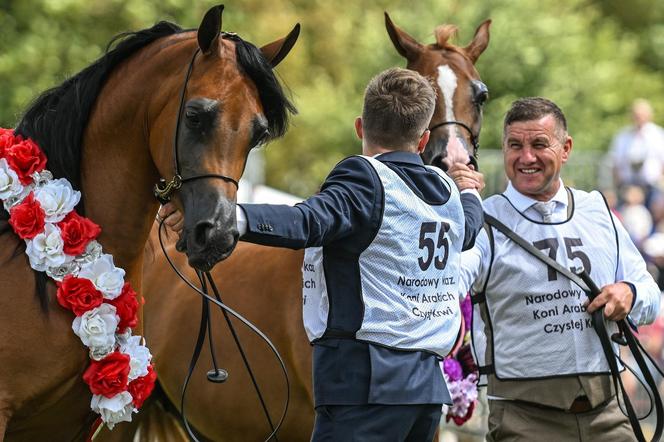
[{"left": 240, "top": 151, "right": 483, "bottom": 407}]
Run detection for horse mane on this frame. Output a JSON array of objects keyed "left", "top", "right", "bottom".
[
  {"left": 13, "top": 21, "right": 184, "bottom": 195},
  {"left": 433, "top": 24, "right": 459, "bottom": 50},
  {"left": 3, "top": 21, "right": 183, "bottom": 309},
  {"left": 234, "top": 38, "right": 297, "bottom": 140}
]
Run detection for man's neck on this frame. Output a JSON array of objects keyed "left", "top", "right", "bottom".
[{"left": 363, "top": 145, "right": 414, "bottom": 156}]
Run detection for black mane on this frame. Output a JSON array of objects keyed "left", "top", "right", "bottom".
[{"left": 14, "top": 21, "right": 183, "bottom": 192}]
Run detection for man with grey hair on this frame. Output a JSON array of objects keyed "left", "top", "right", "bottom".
[
  {"left": 160, "top": 67, "right": 484, "bottom": 440},
  {"left": 460, "top": 97, "right": 660, "bottom": 441}
]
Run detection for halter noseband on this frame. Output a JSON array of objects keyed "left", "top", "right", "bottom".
[
  {"left": 428, "top": 119, "right": 480, "bottom": 169},
  {"left": 154, "top": 40, "right": 240, "bottom": 205}
]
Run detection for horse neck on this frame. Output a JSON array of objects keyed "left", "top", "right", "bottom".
[{"left": 80, "top": 37, "right": 193, "bottom": 287}]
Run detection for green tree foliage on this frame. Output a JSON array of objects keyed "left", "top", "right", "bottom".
[{"left": 1, "top": 0, "right": 663, "bottom": 195}]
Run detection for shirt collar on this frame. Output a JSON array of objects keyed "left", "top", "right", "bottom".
[
  {"left": 503, "top": 179, "right": 568, "bottom": 212},
  {"left": 374, "top": 150, "right": 424, "bottom": 166}
]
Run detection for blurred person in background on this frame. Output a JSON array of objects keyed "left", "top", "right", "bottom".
[
  {"left": 610, "top": 99, "right": 664, "bottom": 210},
  {"left": 618, "top": 185, "right": 653, "bottom": 248}
]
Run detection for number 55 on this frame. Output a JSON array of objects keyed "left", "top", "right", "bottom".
[{"left": 418, "top": 221, "right": 451, "bottom": 271}]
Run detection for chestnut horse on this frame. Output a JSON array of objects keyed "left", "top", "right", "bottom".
[
  {"left": 136, "top": 13, "right": 491, "bottom": 442},
  {"left": 0, "top": 5, "right": 298, "bottom": 442}
]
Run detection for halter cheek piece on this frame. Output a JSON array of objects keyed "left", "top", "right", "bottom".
[
  {"left": 428, "top": 119, "right": 480, "bottom": 170},
  {"left": 154, "top": 33, "right": 243, "bottom": 205}
]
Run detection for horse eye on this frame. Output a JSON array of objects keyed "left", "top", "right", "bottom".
[
  {"left": 472, "top": 80, "right": 489, "bottom": 107},
  {"left": 185, "top": 110, "right": 202, "bottom": 128}
]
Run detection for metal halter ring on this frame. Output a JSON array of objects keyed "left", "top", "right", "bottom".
[{"left": 154, "top": 175, "right": 183, "bottom": 205}]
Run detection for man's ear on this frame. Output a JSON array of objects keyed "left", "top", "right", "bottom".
[
  {"left": 561, "top": 135, "right": 573, "bottom": 163},
  {"left": 417, "top": 130, "right": 430, "bottom": 154},
  {"left": 355, "top": 117, "right": 363, "bottom": 140}
]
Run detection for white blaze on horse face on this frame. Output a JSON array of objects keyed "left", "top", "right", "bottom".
[
  {"left": 436, "top": 65, "right": 469, "bottom": 166},
  {"left": 436, "top": 65, "right": 457, "bottom": 125}
]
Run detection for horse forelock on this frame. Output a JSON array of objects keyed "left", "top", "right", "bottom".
[
  {"left": 233, "top": 38, "right": 297, "bottom": 141},
  {"left": 433, "top": 24, "right": 459, "bottom": 50}
]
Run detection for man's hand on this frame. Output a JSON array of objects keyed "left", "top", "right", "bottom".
[
  {"left": 156, "top": 202, "right": 184, "bottom": 235},
  {"left": 586, "top": 282, "right": 634, "bottom": 321},
  {"left": 447, "top": 163, "right": 485, "bottom": 192}
]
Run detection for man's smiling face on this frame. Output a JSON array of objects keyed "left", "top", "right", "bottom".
[{"left": 503, "top": 114, "right": 572, "bottom": 201}]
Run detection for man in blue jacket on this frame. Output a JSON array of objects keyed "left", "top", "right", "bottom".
[{"left": 160, "top": 67, "right": 484, "bottom": 441}]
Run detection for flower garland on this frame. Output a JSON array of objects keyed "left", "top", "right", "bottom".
[
  {"left": 442, "top": 294, "right": 479, "bottom": 426},
  {"left": 0, "top": 128, "right": 156, "bottom": 429}
]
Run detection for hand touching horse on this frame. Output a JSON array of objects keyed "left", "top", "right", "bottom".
[
  {"left": 0, "top": 5, "right": 297, "bottom": 441},
  {"left": 137, "top": 14, "right": 490, "bottom": 442}
]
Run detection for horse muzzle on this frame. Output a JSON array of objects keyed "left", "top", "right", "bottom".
[{"left": 176, "top": 191, "right": 239, "bottom": 271}]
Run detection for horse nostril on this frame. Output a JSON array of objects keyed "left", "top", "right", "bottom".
[{"left": 193, "top": 220, "right": 215, "bottom": 248}]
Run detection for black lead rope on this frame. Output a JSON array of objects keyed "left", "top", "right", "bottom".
[
  {"left": 157, "top": 220, "right": 289, "bottom": 442},
  {"left": 201, "top": 270, "right": 279, "bottom": 436},
  {"left": 485, "top": 214, "right": 664, "bottom": 442}
]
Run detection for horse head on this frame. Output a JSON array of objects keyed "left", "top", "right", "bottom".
[
  {"left": 385, "top": 13, "right": 490, "bottom": 171},
  {"left": 150, "top": 5, "right": 298, "bottom": 271}
]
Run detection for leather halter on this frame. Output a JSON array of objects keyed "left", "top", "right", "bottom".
[
  {"left": 428, "top": 119, "right": 480, "bottom": 169},
  {"left": 153, "top": 41, "right": 240, "bottom": 205}
]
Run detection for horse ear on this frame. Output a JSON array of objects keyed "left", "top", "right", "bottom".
[
  {"left": 385, "top": 12, "right": 423, "bottom": 61},
  {"left": 464, "top": 19, "right": 491, "bottom": 63},
  {"left": 197, "top": 4, "right": 224, "bottom": 54},
  {"left": 259, "top": 24, "right": 301, "bottom": 68}
]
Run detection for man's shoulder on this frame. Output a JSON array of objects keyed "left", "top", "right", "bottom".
[
  {"left": 324, "top": 155, "right": 378, "bottom": 183},
  {"left": 482, "top": 193, "right": 506, "bottom": 212},
  {"left": 332, "top": 154, "right": 371, "bottom": 170}
]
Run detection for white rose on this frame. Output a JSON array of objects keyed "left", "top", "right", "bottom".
[
  {"left": 72, "top": 303, "right": 119, "bottom": 352},
  {"left": 120, "top": 335, "right": 152, "bottom": 380},
  {"left": 75, "top": 240, "right": 103, "bottom": 264},
  {"left": 91, "top": 392, "right": 135, "bottom": 429},
  {"left": 25, "top": 223, "right": 67, "bottom": 272},
  {"left": 46, "top": 260, "right": 81, "bottom": 282},
  {"left": 78, "top": 254, "right": 126, "bottom": 299},
  {"left": 33, "top": 178, "right": 80, "bottom": 223},
  {"left": 0, "top": 158, "right": 23, "bottom": 200}
]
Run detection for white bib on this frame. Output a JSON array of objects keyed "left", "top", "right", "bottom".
[
  {"left": 473, "top": 189, "right": 620, "bottom": 380},
  {"left": 302, "top": 156, "right": 464, "bottom": 357}
]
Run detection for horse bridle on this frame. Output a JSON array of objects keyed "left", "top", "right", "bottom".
[
  {"left": 428, "top": 119, "right": 480, "bottom": 169},
  {"left": 153, "top": 36, "right": 290, "bottom": 442},
  {"left": 153, "top": 36, "right": 241, "bottom": 204}
]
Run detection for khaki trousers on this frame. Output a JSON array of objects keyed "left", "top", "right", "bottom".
[{"left": 486, "top": 398, "right": 636, "bottom": 442}]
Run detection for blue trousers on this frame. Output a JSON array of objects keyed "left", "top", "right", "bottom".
[{"left": 311, "top": 403, "right": 441, "bottom": 442}]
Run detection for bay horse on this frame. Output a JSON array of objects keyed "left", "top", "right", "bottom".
[
  {"left": 0, "top": 5, "right": 298, "bottom": 441},
  {"left": 134, "top": 13, "right": 491, "bottom": 442}
]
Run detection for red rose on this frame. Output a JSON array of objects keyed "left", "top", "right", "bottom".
[
  {"left": 57, "top": 211, "right": 102, "bottom": 256},
  {"left": 83, "top": 351, "right": 131, "bottom": 398},
  {"left": 0, "top": 128, "right": 18, "bottom": 159},
  {"left": 109, "top": 283, "right": 139, "bottom": 332},
  {"left": 447, "top": 401, "right": 475, "bottom": 426},
  {"left": 56, "top": 275, "right": 104, "bottom": 316},
  {"left": 4, "top": 137, "right": 47, "bottom": 184},
  {"left": 8, "top": 192, "right": 45, "bottom": 239},
  {"left": 128, "top": 364, "right": 157, "bottom": 408}
]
